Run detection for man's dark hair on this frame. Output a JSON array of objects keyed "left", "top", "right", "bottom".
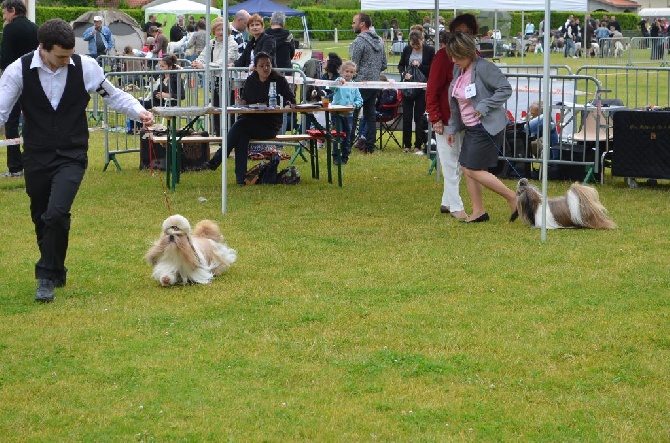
[
  {"left": 357, "top": 12, "right": 372, "bottom": 29},
  {"left": 254, "top": 51, "right": 272, "bottom": 67},
  {"left": 449, "top": 13, "right": 478, "bottom": 35},
  {"left": 1, "top": 0, "right": 27, "bottom": 16},
  {"left": 37, "top": 19, "right": 76, "bottom": 50}
]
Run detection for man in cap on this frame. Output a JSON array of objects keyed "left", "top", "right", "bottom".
[
  {"left": 0, "top": 0, "right": 38, "bottom": 178},
  {"left": 82, "top": 14, "right": 114, "bottom": 62}
]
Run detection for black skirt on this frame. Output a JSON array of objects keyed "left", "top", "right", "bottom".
[{"left": 459, "top": 125, "right": 504, "bottom": 170}]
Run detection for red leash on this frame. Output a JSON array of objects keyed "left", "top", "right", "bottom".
[{"left": 146, "top": 132, "right": 173, "bottom": 216}]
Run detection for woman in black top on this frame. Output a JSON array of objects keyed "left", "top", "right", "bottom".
[
  {"left": 204, "top": 52, "right": 295, "bottom": 184},
  {"left": 235, "top": 14, "right": 276, "bottom": 69},
  {"left": 141, "top": 54, "right": 185, "bottom": 109},
  {"left": 398, "top": 30, "right": 435, "bottom": 153}
]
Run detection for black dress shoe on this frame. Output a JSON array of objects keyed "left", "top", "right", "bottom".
[
  {"left": 54, "top": 277, "right": 66, "bottom": 288},
  {"left": 509, "top": 209, "right": 519, "bottom": 222},
  {"left": 35, "top": 278, "right": 55, "bottom": 303},
  {"left": 467, "top": 212, "right": 490, "bottom": 223},
  {"left": 440, "top": 205, "right": 450, "bottom": 214}
]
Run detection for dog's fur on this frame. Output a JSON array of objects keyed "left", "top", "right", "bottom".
[
  {"left": 515, "top": 178, "right": 616, "bottom": 229},
  {"left": 613, "top": 40, "right": 625, "bottom": 58},
  {"left": 145, "top": 214, "right": 237, "bottom": 286}
]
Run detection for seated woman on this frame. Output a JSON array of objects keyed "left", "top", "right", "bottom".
[
  {"left": 201, "top": 52, "right": 295, "bottom": 185},
  {"left": 526, "top": 100, "right": 559, "bottom": 147},
  {"left": 129, "top": 54, "right": 184, "bottom": 133},
  {"left": 141, "top": 54, "right": 185, "bottom": 109}
]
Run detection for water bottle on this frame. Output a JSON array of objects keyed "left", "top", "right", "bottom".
[{"left": 268, "top": 81, "right": 278, "bottom": 108}]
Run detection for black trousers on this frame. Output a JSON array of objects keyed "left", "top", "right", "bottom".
[
  {"left": 402, "top": 92, "right": 426, "bottom": 150},
  {"left": 360, "top": 89, "right": 378, "bottom": 152},
  {"left": 5, "top": 103, "right": 23, "bottom": 173},
  {"left": 210, "top": 117, "right": 277, "bottom": 183},
  {"left": 24, "top": 153, "right": 87, "bottom": 282}
]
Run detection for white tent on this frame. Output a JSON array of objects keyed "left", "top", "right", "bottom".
[
  {"left": 362, "top": 0, "right": 584, "bottom": 10},
  {"left": 638, "top": 8, "right": 670, "bottom": 18},
  {"left": 143, "top": 0, "right": 221, "bottom": 21}
]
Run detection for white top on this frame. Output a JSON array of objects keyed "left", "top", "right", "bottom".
[{"left": 0, "top": 49, "right": 146, "bottom": 127}]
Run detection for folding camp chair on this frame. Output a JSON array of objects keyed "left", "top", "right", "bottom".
[{"left": 376, "top": 89, "right": 403, "bottom": 150}]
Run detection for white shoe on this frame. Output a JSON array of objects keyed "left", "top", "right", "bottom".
[{"left": 413, "top": 149, "right": 424, "bottom": 155}]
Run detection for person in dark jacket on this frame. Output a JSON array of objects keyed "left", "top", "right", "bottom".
[
  {"left": 397, "top": 30, "right": 435, "bottom": 153},
  {"left": 235, "top": 14, "right": 276, "bottom": 69},
  {"left": 202, "top": 52, "right": 295, "bottom": 184},
  {"left": 0, "top": 0, "right": 38, "bottom": 178},
  {"left": 170, "top": 14, "right": 187, "bottom": 42},
  {"left": 265, "top": 11, "right": 295, "bottom": 70}
]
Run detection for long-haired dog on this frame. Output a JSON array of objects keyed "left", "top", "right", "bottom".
[
  {"left": 515, "top": 178, "right": 616, "bottom": 229},
  {"left": 145, "top": 214, "right": 237, "bottom": 286}
]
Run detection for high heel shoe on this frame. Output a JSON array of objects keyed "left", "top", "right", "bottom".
[{"left": 466, "top": 212, "right": 490, "bottom": 223}]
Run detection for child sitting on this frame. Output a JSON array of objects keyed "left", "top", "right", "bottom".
[{"left": 330, "top": 60, "right": 363, "bottom": 165}]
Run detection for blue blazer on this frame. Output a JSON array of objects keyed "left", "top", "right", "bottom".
[{"left": 447, "top": 57, "right": 512, "bottom": 136}]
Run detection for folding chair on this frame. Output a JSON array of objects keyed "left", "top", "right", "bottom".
[{"left": 376, "top": 89, "right": 403, "bottom": 150}]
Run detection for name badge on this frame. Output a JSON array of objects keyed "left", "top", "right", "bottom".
[{"left": 465, "top": 83, "right": 476, "bottom": 99}]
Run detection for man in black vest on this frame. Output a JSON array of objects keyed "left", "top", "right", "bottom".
[
  {"left": 0, "top": 19, "right": 154, "bottom": 302},
  {"left": 0, "top": 0, "right": 38, "bottom": 178}
]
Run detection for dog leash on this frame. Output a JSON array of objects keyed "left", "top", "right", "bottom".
[
  {"left": 478, "top": 122, "right": 524, "bottom": 179},
  {"left": 147, "top": 134, "right": 174, "bottom": 216}
]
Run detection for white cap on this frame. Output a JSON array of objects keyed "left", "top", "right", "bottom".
[{"left": 93, "top": 15, "right": 103, "bottom": 22}]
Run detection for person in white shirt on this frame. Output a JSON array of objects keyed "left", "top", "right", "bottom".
[
  {"left": 0, "top": 19, "right": 153, "bottom": 302},
  {"left": 191, "top": 17, "right": 238, "bottom": 136}
]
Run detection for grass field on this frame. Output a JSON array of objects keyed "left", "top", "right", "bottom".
[{"left": 0, "top": 123, "right": 668, "bottom": 440}]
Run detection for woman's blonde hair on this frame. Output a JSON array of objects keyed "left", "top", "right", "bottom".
[
  {"left": 445, "top": 32, "right": 477, "bottom": 61},
  {"left": 211, "top": 17, "right": 224, "bottom": 34},
  {"left": 339, "top": 60, "right": 357, "bottom": 72},
  {"left": 409, "top": 30, "right": 423, "bottom": 45}
]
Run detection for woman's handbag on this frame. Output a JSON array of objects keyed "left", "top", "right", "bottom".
[{"left": 402, "top": 65, "right": 426, "bottom": 99}]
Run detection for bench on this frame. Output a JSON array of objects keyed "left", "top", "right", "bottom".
[{"left": 150, "top": 133, "right": 322, "bottom": 179}]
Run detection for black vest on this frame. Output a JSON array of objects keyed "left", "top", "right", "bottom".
[{"left": 19, "top": 52, "right": 91, "bottom": 160}]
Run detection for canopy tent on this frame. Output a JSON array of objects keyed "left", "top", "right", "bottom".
[
  {"left": 72, "top": 10, "right": 144, "bottom": 56},
  {"left": 143, "top": 0, "right": 221, "bottom": 22},
  {"left": 360, "top": 0, "right": 588, "bottom": 239},
  {"left": 228, "top": 0, "right": 311, "bottom": 47},
  {"left": 638, "top": 8, "right": 670, "bottom": 18}
]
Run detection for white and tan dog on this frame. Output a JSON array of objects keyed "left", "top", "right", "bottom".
[
  {"left": 145, "top": 214, "right": 237, "bottom": 286},
  {"left": 515, "top": 178, "right": 616, "bottom": 229}
]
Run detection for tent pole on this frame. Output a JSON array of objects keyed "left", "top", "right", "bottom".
[
  {"left": 221, "top": 0, "right": 229, "bottom": 214},
  {"left": 302, "top": 16, "right": 311, "bottom": 48},
  {"left": 540, "top": 0, "right": 551, "bottom": 241}
]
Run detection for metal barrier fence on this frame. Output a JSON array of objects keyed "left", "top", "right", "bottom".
[
  {"left": 575, "top": 64, "right": 670, "bottom": 109},
  {"left": 596, "top": 37, "right": 670, "bottom": 66},
  {"left": 501, "top": 72, "right": 605, "bottom": 177},
  {"left": 101, "top": 64, "right": 309, "bottom": 171}
]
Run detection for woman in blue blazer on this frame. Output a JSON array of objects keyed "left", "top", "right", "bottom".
[{"left": 445, "top": 32, "right": 518, "bottom": 223}]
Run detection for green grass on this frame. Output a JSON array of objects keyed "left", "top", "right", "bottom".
[{"left": 0, "top": 130, "right": 668, "bottom": 441}]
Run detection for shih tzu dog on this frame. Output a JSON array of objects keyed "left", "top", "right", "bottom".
[
  {"left": 145, "top": 214, "right": 237, "bottom": 286},
  {"left": 515, "top": 178, "right": 616, "bottom": 229}
]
